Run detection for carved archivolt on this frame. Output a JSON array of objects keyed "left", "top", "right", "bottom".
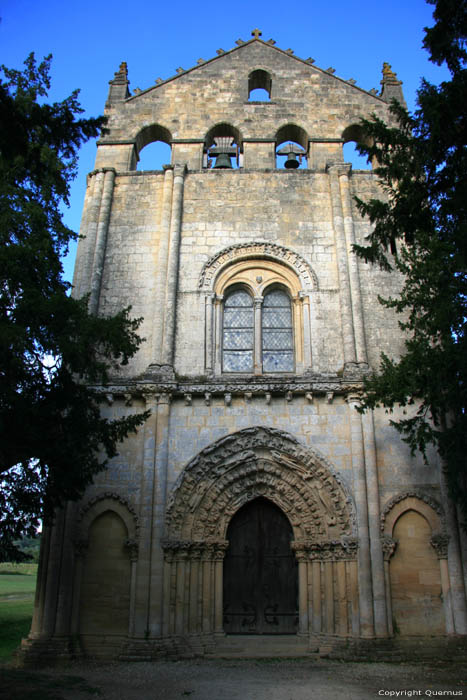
[
  {"left": 198, "top": 241, "right": 319, "bottom": 292},
  {"left": 76, "top": 492, "right": 139, "bottom": 547},
  {"left": 165, "top": 426, "right": 355, "bottom": 544},
  {"left": 381, "top": 491, "right": 444, "bottom": 536}
]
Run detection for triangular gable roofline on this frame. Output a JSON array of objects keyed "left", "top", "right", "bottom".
[{"left": 123, "top": 33, "right": 387, "bottom": 104}]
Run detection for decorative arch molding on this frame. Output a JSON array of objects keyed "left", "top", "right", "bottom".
[
  {"left": 164, "top": 426, "right": 356, "bottom": 544},
  {"left": 76, "top": 492, "right": 139, "bottom": 549},
  {"left": 198, "top": 241, "right": 319, "bottom": 292},
  {"left": 381, "top": 490, "right": 444, "bottom": 538}
]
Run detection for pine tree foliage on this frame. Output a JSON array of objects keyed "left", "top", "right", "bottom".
[
  {"left": 0, "top": 55, "right": 149, "bottom": 561},
  {"left": 354, "top": 0, "right": 467, "bottom": 522}
]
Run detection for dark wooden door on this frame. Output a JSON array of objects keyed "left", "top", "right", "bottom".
[{"left": 223, "top": 497, "right": 298, "bottom": 634}]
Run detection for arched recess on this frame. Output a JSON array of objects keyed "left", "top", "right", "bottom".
[
  {"left": 73, "top": 495, "right": 139, "bottom": 653},
  {"left": 381, "top": 493, "right": 449, "bottom": 637},
  {"left": 162, "top": 427, "right": 359, "bottom": 644},
  {"left": 204, "top": 122, "right": 243, "bottom": 169},
  {"left": 342, "top": 124, "right": 372, "bottom": 170},
  {"left": 78, "top": 511, "right": 131, "bottom": 654},
  {"left": 133, "top": 123, "right": 172, "bottom": 170}
]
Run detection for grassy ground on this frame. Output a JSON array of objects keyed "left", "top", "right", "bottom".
[
  {"left": 0, "top": 563, "right": 37, "bottom": 662},
  {"left": 0, "top": 564, "right": 101, "bottom": 698}
]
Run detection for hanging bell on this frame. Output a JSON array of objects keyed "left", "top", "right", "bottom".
[
  {"left": 284, "top": 152, "right": 299, "bottom": 169},
  {"left": 213, "top": 153, "right": 233, "bottom": 169}
]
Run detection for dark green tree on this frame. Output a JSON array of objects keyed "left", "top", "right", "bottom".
[
  {"left": 0, "top": 54, "right": 149, "bottom": 562},
  {"left": 354, "top": 0, "right": 467, "bottom": 522}
]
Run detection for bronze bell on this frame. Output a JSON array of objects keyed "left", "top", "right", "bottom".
[
  {"left": 213, "top": 153, "right": 233, "bottom": 169},
  {"left": 284, "top": 152, "right": 299, "bottom": 169}
]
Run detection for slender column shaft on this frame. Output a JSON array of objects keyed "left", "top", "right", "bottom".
[
  {"left": 339, "top": 168, "right": 368, "bottom": 364},
  {"left": 29, "top": 527, "right": 52, "bottom": 637},
  {"left": 41, "top": 510, "right": 66, "bottom": 637},
  {"left": 149, "top": 393, "right": 171, "bottom": 636},
  {"left": 337, "top": 561, "right": 348, "bottom": 636},
  {"left": 214, "top": 559, "right": 224, "bottom": 634},
  {"left": 298, "top": 558, "right": 308, "bottom": 634},
  {"left": 152, "top": 166, "right": 174, "bottom": 363},
  {"left": 254, "top": 297, "right": 262, "bottom": 373},
  {"left": 312, "top": 561, "right": 321, "bottom": 633},
  {"left": 214, "top": 297, "right": 223, "bottom": 374},
  {"left": 347, "top": 395, "right": 374, "bottom": 637},
  {"left": 300, "top": 293, "right": 312, "bottom": 369},
  {"left": 54, "top": 503, "right": 77, "bottom": 636},
  {"left": 327, "top": 164, "right": 356, "bottom": 366},
  {"left": 89, "top": 168, "right": 115, "bottom": 314},
  {"left": 383, "top": 561, "right": 394, "bottom": 636},
  {"left": 162, "top": 164, "right": 186, "bottom": 365},
  {"left": 361, "top": 410, "right": 388, "bottom": 636},
  {"left": 439, "top": 558, "right": 455, "bottom": 634},
  {"left": 439, "top": 469, "right": 467, "bottom": 634},
  {"left": 205, "top": 293, "right": 215, "bottom": 372}
]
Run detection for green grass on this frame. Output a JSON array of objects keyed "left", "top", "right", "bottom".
[{"left": 0, "top": 567, "right": 37, "bottom": 662}]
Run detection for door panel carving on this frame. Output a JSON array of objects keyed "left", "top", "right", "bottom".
[{"left": 223, "top": 497, "right": 298, "bottom": 634}]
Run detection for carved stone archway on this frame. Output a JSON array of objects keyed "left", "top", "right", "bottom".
[{"left": 162, "top": 427, "right": 360, "bottom": 647}]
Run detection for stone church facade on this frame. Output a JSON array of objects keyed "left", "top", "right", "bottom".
[{"left": 22, "top": 31, "right": 467, "bottom": 661}]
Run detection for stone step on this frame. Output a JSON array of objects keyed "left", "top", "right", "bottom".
[{"left": 206, "top": 635, "right": 326, "bottom": 658}]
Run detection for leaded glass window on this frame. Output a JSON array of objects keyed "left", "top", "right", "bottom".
[
  {"left": 262, "top": 290, "right": 294, "bottom": 372},
  {"left": 222, "top": 290, "right": 254, "bottom": 372}
]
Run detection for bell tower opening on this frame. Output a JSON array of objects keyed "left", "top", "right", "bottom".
[{"left": 223, "top": 497, "right": 298, "bottom": 634}]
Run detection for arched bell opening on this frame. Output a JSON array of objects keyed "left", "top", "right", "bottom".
[
  {"left": 133, "top": 123, "right": 172, "bottom": 170},
  {"left": 223, "top": 497, "right": 298, "bottom": 634},
  {"left": 248, "top": 69, "right": 272, "bottom": 101},
  {"left": 275, "top": 124, "right": 308, "bottom": 169},
  {"left": 204, "top": 123, "right": 243, "bottom": 169},
  {"left": 341, "top": 124, "right": 372, "bottom": 170}
]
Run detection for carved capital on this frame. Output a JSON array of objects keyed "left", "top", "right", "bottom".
[
  {"left": 381, "top": 535, "right": 397, "bottom": 561},
  {"left": 430, "top": 533, "right": 449, "bottom": 559},
  {"left": 125, "top": 539, "right": 139, "bottom": 562}
]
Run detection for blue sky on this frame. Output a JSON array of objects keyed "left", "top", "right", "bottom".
[{"left": 1, "top": 0, "right": 448, "bottom": 282}]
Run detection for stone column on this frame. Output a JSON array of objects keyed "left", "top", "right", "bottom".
[
  {"left": 41, "top": 509, "right": 66, "bottom": 637},
  {"left": 70, "top": 540, "right": 88, "bottom": 637},
  {"left": 381, "top": 535, "right": 397, "bottom": 637},
  {"left": 431, "top": 534, "right": 455, "bottom": 635},
  {"left": 151, "top": 165, "right": 174, "bottom": 364},
  {"left": 54, "top": 503, "right": 78, "bottom": 637},
  {"left": 161, "top": 164, "right": 186, "bottom": 366},
  {"left": 346, "top": 394, "right": 374, "bottom": 637},
  {"left": 311, "top": 560, "right": 321, "bottom": 633},
  {"left": 149, "top": 393, "right": 171, "bottom": 636},
  {"left": 204, "top": 292, "right": 215, "bottom": 372},
  {"left": 214, "top": 295, "right": 223, "bottom": 375},
  {"left": 327, "top": 164, "right": 357, "bottom": 367},
  {"left": 296, "top": 550, "right": 309, "bottom": 635},
  {"left": 439, "top": 469, "right": 467, "bottom": 634},
  {"left": 361, "top": 410, "right": 388, "bottom": 637},
  {"left": 89, "top": 168, "right": 115, "bottom": 314},
  {"left": 338, "top": 165, "right": 368, "bottom": 365},
  {"left": 29, "top": 527, "right": 52, "bottom": 638},
  {"left": 253, "top": 296, "right": 262, "bottom": 373},
  {"left": 299, "top": 292, "right": 312, "bottom": 370},
  {"left": 214, "top": 545, "right": 227, "bottom": 636}
]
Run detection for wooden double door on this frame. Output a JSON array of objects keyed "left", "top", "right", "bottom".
[{"left": 223, "top": 497, "right": 298, "bottom": 634}]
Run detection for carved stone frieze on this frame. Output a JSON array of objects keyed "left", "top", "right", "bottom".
[
  {"left": 292, "top": 538, "right": 358, "bottom": 561},
  {"left": 165, "top": 426, "right": 356, "bottom": 542},
  {"left": 161, "top": 539, "right": 229, "bottom": 561},
  {"left": 198, "top": 241, "right": 319, "bottom": 291}
]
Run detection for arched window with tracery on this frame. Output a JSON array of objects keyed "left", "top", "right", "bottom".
[
  {"left": 262, "top": 289, "right": 294, "bottom": 372},
  {"left": 223, "top": 289, "right": 254, "bottom": 372},
  {"left": 210, "top": 259, "right": 311, "bottom": 375}
]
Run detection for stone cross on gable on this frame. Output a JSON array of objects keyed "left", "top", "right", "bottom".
[{"left": 251, "top": 28, "right": 262, "bottom": 39}]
